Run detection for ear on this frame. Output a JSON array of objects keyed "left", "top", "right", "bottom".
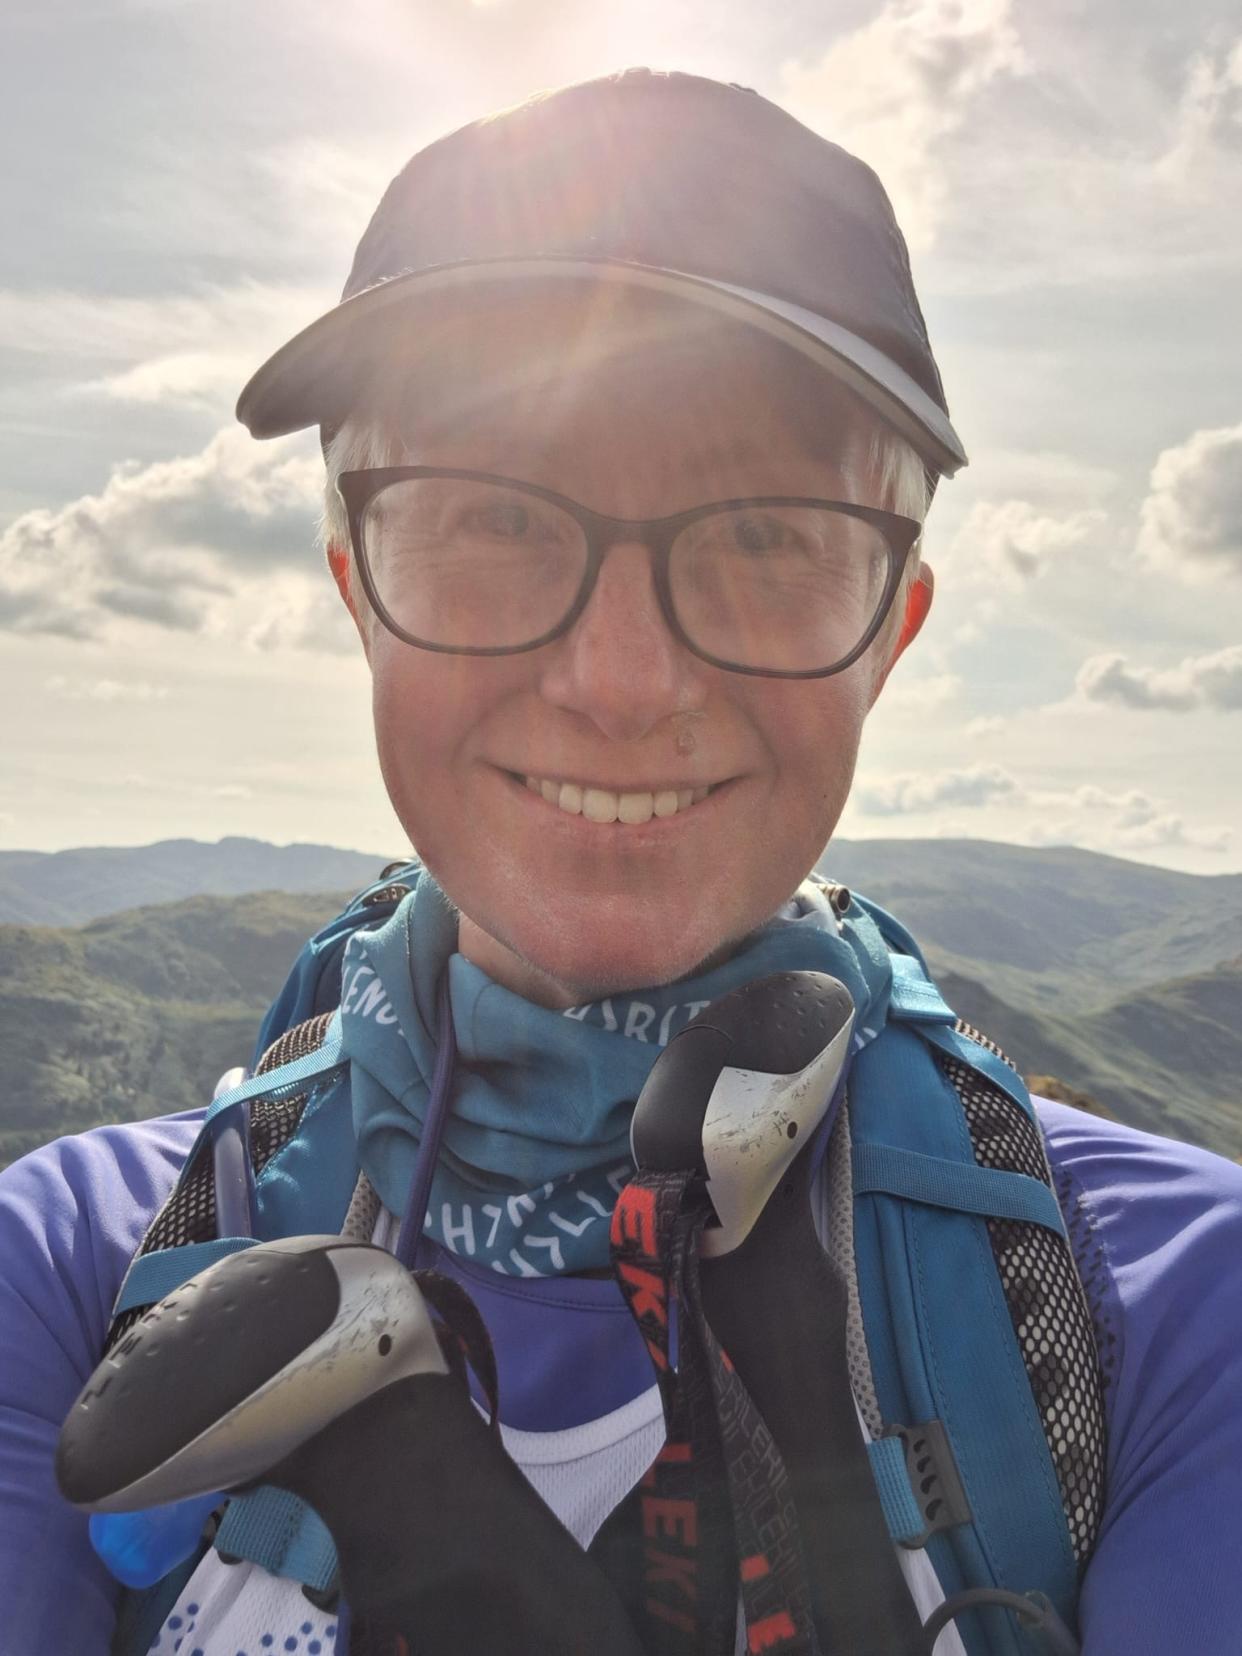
[
  {"left": 327, "top": 542, "right": 372, "bottom": 658},
  {"left": 871, "top": 564, "right": 934, "bottom": 702},
  {"left": 327, "top": 541, "right": 353, "bottom": 608}
]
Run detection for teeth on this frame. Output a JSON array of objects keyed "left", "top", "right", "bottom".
[
  {"left": 524, "top": 776, "right": 715, "bottom": 823},
  {"left": 618, "top": 791, "right": 654, "bottom": 825},
  {"left": 582, "top": 788, "right": 617, "bottom": 823}
]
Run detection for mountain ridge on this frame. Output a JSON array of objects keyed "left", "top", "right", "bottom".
[{"left": 1, "top": 856, "right": 1237, "bottom": 1167}]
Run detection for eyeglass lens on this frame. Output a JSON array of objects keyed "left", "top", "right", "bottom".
[{"left": 360, "top": 476, "right": 892, "bottom": 672}]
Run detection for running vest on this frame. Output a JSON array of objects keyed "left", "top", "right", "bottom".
[{"left": 99, "top": 863, "right": 1106, "bottom": 1656}]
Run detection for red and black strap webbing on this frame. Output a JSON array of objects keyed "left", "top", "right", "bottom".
[{"left": 605, "top": 1170, "right": 817, "bottom": 1656}]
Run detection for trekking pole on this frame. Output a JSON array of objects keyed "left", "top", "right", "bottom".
[
  {"left": 57, "top": 1236, "right": 647, "bottom": 1656},
  {"left": 627, "top": 970, "right": 930, "bottom": 1656}
]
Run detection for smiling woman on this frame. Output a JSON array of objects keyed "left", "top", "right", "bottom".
[
  {"left": 316, "top": 292, "right": 933, "bottom": 1005},
  {"left": 4, "top": 62, "right": 1242, "bottom": 1656}
]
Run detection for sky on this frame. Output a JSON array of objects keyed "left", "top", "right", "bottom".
[{"left": 1, "top": 0, "right": 1239, "bottom": 874}]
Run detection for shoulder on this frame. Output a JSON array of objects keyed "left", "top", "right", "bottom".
[
  {"left": 0, "top": 1112, "right": 204, "bottom": 1366},
  {"left": 1035, "top": 1100, "right": 1242, "bottom": 1482},
  {"left": 1035, "top": 1095, "right": 1242, "bottom": 1286},
  {"left": 1033, "top": 1113, "right": 1242, "bottom": 1644}
]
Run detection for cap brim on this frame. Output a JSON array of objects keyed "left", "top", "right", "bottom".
[{"left": 236, "top": 257, "right": 967, "bottom": 476}]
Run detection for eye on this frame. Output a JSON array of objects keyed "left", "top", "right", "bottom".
[
  {"left": 470, "top": 502, "right": 531, "bottom": 538},
  {"left": 731, "top": 514, "right": 788, "bottom": 553}
]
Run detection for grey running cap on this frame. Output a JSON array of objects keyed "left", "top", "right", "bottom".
[{"left": 236, "top": 68, "right": 967, "bottom": 477}]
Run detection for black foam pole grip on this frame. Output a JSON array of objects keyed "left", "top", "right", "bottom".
[
  {"left": 57, "top": 1245, "right": 342, "bottom": 1507},
  {"left": 630, "top": 970, "right": 855, "bottom": 1175},
  {"left": 266, "top": 1373, "right": 647, "bottom": 1656}
]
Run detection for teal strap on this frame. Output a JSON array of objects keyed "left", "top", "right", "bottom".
[
  {"left": 853, "top": 1143, "right": 1066, "bottom": 1235},
  {"left": 887, "top": 953, "right": 956, "bottom": 1024},
  {"left": 920, "top": 1020, "right": 1031, "bottom": 1110},
  {"left": 866, "top": 1436, "right": 928, "bottom": 1547},
  {"left": 215, "top": 1486, "right": 338, "bottom": 1593},
  {"left": 113, "top": 1237, "right": 258, "bottom": 1315},
  {"left": 203, "top": 1011, "right": 346, "bottom": 1126}
]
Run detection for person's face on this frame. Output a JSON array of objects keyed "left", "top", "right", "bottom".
[{"left": 339, "top": 292, "right": 927, "bottom": 1006}]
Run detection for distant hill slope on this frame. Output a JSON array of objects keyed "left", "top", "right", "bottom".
[
  {"left": 6, "top": 837, "right": 1240, "bottom": 1018},
  {"left": 1, "top": 878, "right": 1237, "bottom": 1168},
  {"left": 937, "top": 959, "right": 1241, "bottom": 1155},
  {"left": 0, "top": 890, "right": 348, "bottom": 1167},
  {"left": 816, "top": 839, "right": 1242, "bottom": 1015},
  {"left": 0, "top": 837, "right": 394, "bottom": 926},
  {"left": 2, "top": 837, "right": 1238, "bottom": 1163}
]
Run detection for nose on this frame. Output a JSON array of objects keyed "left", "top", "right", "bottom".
[{"left": 536, "top": 540, "right": 708, "bottom": 741}]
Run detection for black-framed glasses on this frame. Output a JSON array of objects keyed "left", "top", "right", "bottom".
[{"left": 337, "top": 467, "right": 921, "bottom": 679}]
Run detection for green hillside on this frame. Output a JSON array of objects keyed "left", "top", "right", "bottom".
[
  {"left": 937, "top": 959, "right": 1242, "bottom": 1157},
  {"left": 818, "top": 839, "right": 1242, "bottom": 1016},
  {"left": 1, "top": 854, "right": 1238, "bottom": 1168},
  {"left": 0, "top": 891, "right": 348, "bottom": 1167}
]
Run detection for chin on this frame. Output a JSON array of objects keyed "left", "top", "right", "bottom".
[{"left": 501, "top": 897, "right": 760, "bottom": 1004}]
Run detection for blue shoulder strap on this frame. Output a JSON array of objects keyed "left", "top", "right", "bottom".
[
  {"left": 849, "top": 939, "right": 1080, "bottom": 1656},
  {"left": 105, "top": 873, "right": 422, "bottom": 1654},
  {"left": 251, "top": 861, "right": 419, "bottom": 1065}
]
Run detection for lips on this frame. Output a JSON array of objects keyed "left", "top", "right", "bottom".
[{"left": 521, "top": 774, "right": 714, "bottom": 825}]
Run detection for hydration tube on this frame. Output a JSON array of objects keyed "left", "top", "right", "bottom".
[
  {"left": 333, "top": 968, "right": 457, "bottom": 1652},
  {"left": 394, "top": 970, "right": 457, "bottom": 1268},
  {"left": 209, "top": 1065, "right": 255, "bottom": 1241}
]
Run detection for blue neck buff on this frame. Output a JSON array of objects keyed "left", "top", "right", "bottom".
[{"left": 342, "top": 868, "right": 893, "bottom": 1275}]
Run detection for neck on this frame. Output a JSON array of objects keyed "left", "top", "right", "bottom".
[
  {"left": 457, "top": 914, "right": 583, "bottom": 1010},
  {"left": 455, "top": 910, "right": 789, "bottom": 1010}
]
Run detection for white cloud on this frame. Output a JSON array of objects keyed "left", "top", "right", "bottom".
[
  {"left": 778, "top": 0, "right": 1026, "bottom": 252},
  {"left": 1031, "top": 784, "right": 1158, "bottom": 827},
  {"left": 1021, "top": 812, "right": 1231, "bottom": 855},
  {"left": 1075, "top": 645, "right": 1242, "bottom": 712},
  {"left": 1112, "top": 812, "right": 1233, "bottom": 855},
  {"left": 882, "top": 671, "right": 962, "bottom": 710},
  {"left": 1019, "top": 783, "right": 1231, "bottom": 856},
  {"left": 857, "top": 762, "right": 1019, "bottom": 815},
  {"left": 46, "top": 675, "right": 170, "bottom": 703},
  {"left": 0, "top": 426, "right": 327, "bottom": 644},
  {"left": 1155, "top": 37, "right": 1242, "bottom": 187},
  {"left": 1137, "top": 423, "right": 1242, "bottom": 582},
  {"left": 199, "top": 783, "right": 253, "bottom": 800},
  {"left": 243, "top": 579, "right": 357, "bottom": 656},
  {"left": 76, "top": 352, "right": 247, "bottom": 411},
  {"left": 254, "top": 136, "right": 398, "bottom": 260},
  {"left": 903, "top": 23, "right": 1242, "bottom": 295},
  {"left": 0, "top": 281, "right": 328, "bottom": 370},
  {"left": 964, "top": 714, "right": 1005, "bottom": 738},
  {"left": 955, "top": 448, "right": 1119, "bottom": 514},
  {"left": 948, "top": 499, "right": 1107, "bottom": 586},
  {"left": 854, "top": 763, "right": 1232, "bottom": 859}
]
